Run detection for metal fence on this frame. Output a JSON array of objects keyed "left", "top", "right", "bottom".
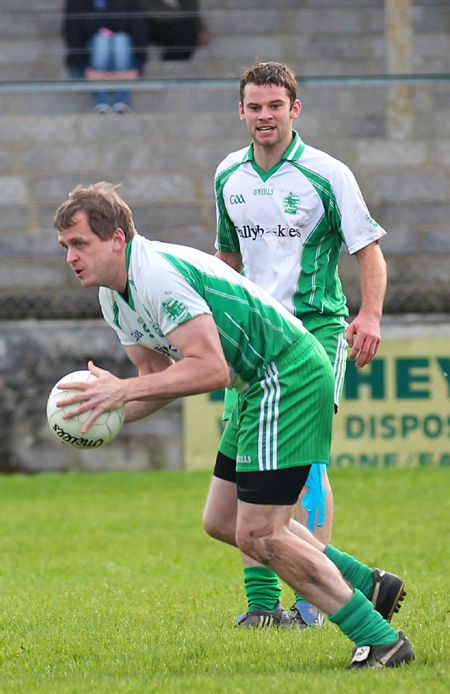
[{"left": 0, "top": 2, "right": 449, "bottom": 319}]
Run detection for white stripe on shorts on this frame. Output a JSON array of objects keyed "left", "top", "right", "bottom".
[
  {"left": 333, "top": 317, "right": 349, "bottom": 407},
  {"left": 258, "top": 362, "right": 281, "bottom": 471}
]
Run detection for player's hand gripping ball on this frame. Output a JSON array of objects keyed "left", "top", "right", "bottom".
[{"left": 46, "top": 370, "right": 125, "bottom": 449}]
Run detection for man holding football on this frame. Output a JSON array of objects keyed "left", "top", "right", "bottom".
[{"left": 52, "top": 182, "right": 413, "bottom": 670}]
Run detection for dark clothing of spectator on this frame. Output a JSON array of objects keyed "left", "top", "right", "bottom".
[
  {"left": 63, "top": 0, "right": 148, "bottom": 74},
  {"left": 145, "top": 0, "right": 209, "bottom": 61}
]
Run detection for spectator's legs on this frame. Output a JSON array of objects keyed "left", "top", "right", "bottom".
[
  {"left": 88, "top": 33, "right": 112, "bottom": 109},
  {"left": 110, "top": 33, "right": 134, "bottom": 108}
]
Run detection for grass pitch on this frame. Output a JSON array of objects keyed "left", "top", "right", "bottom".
[{"left": 0, "top": 466, "right": 448, "bottom": 693}]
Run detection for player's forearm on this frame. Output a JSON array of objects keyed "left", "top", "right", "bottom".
[
  {"left": 122, "top": 357, "right": 230, "bottom": 403},
  {"left": 124, "top": 398, "right": 174, "bottom": 423},
  {"left": 357, "top": 244, "right": 387, "bottom": 319},
  {"left": 359, "top": 274, "right": 386, "bottom": 320}
]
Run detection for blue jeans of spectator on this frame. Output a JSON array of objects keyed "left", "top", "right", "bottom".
[{"left": 89, "top": 32, "right": 134, "bottom": 107}]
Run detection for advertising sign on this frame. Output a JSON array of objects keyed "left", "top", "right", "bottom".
[
  {"left": 183, "top": 325, "right": 450, "bottom": 469},
  {"left": 332, "top": 336, "right": 450, "bottom": 467}
]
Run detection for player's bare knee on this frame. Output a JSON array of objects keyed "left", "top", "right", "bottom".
[
  {"left": 202, "top": 512, "right": 221, "bottom": 539},
  {"left": 236, "top": 528, "right": 276, "bottom": 565},
  {"left": 236, "top": 535, "right": 265, "bottom": 564},
  {"left": 202, "top": 512, "right": 234, "bottom": 544}
]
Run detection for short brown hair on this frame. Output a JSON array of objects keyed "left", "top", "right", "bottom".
[
  {"left": 54, "top": 182, "right": 137, "bottom": 241},
  {"left": 240, "top": 61, "right": 298, "bottom": 107}
]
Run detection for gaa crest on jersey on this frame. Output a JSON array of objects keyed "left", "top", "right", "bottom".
[
  {"left": 230, "top": 194, "right": 246, "bottom": 204},
  {"left": 283, "top": 192, "right": 301, "bottom": 215},
  {"left": 162, "top": 298, "right": 192, "bottom": 324}
]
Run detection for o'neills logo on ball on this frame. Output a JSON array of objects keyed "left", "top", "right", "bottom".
[{"left": 52, "top": 423, "right": 104, "bottom": 447}]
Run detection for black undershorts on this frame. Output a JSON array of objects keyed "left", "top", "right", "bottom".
[{"left": 214, "top": 451, "right": 311, "bottom": 505}]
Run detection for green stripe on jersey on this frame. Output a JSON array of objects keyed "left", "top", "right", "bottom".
[
  {"left": 215, "top": 158, "right": 247, "bottom": 252},
  {"left": 291, "top": 162, "right": 347, "bottom": 316},
  {"left": 158, "top": 251, "right": 302, "bottom": 387}
]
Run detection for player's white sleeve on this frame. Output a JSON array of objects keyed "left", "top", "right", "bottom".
[
  {"left": 214, "top": 155, "right": 244, "bottom": 253},
  {"left": 332, "top": 161, "right": 386, "bottom": 254},
  {"left": 139, "top": 252, "right": 212, "bottom": 336}
]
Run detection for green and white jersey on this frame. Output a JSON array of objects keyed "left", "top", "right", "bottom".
[
  {"left": 99, "top": 235, "right": 308, "bottom": 393},
  {"left": 215, "top": 131, "right": 386, "bottom": 319}
]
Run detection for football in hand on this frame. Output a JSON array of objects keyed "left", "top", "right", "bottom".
[{"left": 46, "top": 370, "right": 125, "bottom": 449}]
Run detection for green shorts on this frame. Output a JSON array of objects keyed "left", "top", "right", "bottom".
[
  {"left": 302, "top": 314, "right": 348, "bottom": 408},
  {"left": 222, "top": 314, "right": 348, "bottom": 420},
  {"left": 219, "top": 333, "right": 334, "bottom": 473}
]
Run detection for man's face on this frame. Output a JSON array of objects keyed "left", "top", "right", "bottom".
[
  {"left": 58, "top": 210, "right": 125, "bottom": 290},
  {"left": 239, "top": 83, "right": 301, "bottom": 149}
]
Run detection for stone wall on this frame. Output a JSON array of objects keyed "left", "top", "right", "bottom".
[
  {"left": 1, "top": 79, "right": 449, "bottom": 317},
  {"left": 0, "top": 320, "right": 182, "bottom": 473},
  {"left": 0, "top": 2, "right": 449, "bottom": 471}
]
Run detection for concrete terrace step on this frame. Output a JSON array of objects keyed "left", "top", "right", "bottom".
[{"left": 0, "top": 2, "right": 448, "bottom": 85}]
